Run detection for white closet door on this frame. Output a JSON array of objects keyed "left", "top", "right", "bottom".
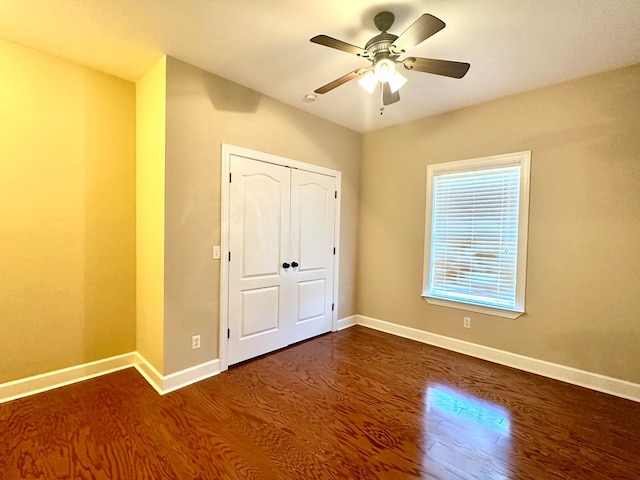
[
  {"left": 228, "top": 155, "right": 293, "bottom": 365},
  {"left": 289, "top": 169, "right": 336, "bottom": 344},
  {"left": 227, "top": 154, "right": 337, "bottom": 365}
]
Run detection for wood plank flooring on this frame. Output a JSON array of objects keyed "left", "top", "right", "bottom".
[{"left": 2, "top": 326, "right": 640, "bottom": 479}]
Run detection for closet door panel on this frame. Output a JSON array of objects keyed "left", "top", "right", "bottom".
[
  {"left": 228, "top": 155, "right": 292, "bottom": 365},
  {"left": 290, "top": 169, "right": 336, "bottom": 343}
]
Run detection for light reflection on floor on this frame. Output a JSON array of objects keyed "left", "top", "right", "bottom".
[
  {"left": 427, "top": 384, "right": 511, "bottom": 435},
  {"left": 422, "top": 384, "right": 512, "bottom": 479}
]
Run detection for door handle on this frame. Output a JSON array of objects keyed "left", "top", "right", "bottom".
[
  {"left": 282, "top": 262, "right": 291, "bottom": 269},
  {"left": 291, "top": 261, "right": 299, "bottom": 268}
]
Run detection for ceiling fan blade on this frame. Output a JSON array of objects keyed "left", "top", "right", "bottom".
[
  {"left": 382, "top": 82, "right": 400, "bottom": 106},
  {"left": 310, "top": 35, "right": 367, "bottom": 56},
  {"left": 314, "top": 68, "right": 368, "bottom": 94},
  {"left": 403, "top": 57, "right": 470, "bottom": 78},
  {"left": 392, "top": 14, "right": 445, "bottom": 53}
]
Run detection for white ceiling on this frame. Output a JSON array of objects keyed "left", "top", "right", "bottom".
[{"left": 1, "top": 0, "right": 639, "bottom": 132}]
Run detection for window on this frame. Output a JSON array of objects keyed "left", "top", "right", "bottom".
[{"left": 422, "top": 151, "right": 531, "bottom": 319}]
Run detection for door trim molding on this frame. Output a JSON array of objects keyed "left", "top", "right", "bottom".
[{"left": 219, "top": 144, "right": 342, "bottom": 371}]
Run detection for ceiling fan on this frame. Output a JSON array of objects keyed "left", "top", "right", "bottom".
[{"left": 310, "top": 11, "right": 470, "bottom": 106}]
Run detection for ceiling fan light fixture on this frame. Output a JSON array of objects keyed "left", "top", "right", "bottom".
[
  {"left": 373, "top": 57, "right": 395, "bottom": 83},
  {"left": 358, "top": 71, "right": 377, "bottom": 94},
  {"left": 388, "top": 70, "right": 408, "bottom": 93},
  {"left": 310, "top": 11, "right": 470, "bottom": 107}
]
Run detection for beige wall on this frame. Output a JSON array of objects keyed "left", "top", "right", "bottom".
[
  {"left": 163, "top": 57, "right": 361, "bottom": 374},
  {"left": 135, "top": 57, "right": 167, "bottom": 374},
  {"left": 0, "top": 39, "right": 136, "bottom": 383},
  {"left": 3, "top": 36, "right": 637, "bottom": 391},
  {"left": 359, "top": 64, "right": 640, "bottom": 384}
]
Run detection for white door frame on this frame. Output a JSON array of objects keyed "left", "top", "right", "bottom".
[{"left": 219, "top": 144, "right": 342, "bottom": 372}]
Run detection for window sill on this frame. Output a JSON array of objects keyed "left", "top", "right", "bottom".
[{"left": 421, "top": 295, "right": 524, "bottom": 319}]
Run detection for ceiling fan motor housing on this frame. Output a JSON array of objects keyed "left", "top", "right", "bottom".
[
  {"left": 364, "top": 32, "right": 400, "bottom": 63},
  {"left": 365, "top": 11, "right": 401, "bottom": 64}
]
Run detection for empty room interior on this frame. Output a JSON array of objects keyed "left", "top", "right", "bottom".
[{"left": 1, "top": 1, "right": 639, "bottom": 478}]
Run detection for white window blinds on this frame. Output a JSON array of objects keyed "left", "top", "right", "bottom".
[{"left": 423, "top": 151, "right": 530, "bottom": 317}]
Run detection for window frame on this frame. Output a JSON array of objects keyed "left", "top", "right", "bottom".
[{"left": 422, "top": 151, "right": 531, "bottom": 319}]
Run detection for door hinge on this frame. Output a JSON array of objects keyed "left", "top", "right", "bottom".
[
  {"left": 333, "top": 247, "right": 336, "bottom": 255},
  {"left": 228, "top": 251, "right": 231, "bottom": 261},
  {"left": 227, "top": 328, "right": 230, "bottom": 339},
  {"left": 229, "top": 172, "right": 232, "bottom": 183},
  {"left": 331, "top": 303, "right": 335, "bottom": 311},
  {"left": 334, "top": 191, "right": 337, "bottom": 199}
]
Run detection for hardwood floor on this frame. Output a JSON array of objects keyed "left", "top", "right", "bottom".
[{"left": 2, "top": 326, "right": 639, "bottom": 479}]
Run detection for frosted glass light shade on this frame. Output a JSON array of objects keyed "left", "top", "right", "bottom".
[
  {"left": 373, "top": 58, "right": 395, "bottom": 82},
  {"left": 388, "top": 71, "right": 408, "bottom": 93},
  {"left": 358, "top": 71, "right": 377, "bottom": 94},
  {"left": 358, "top": 63, "right": 408, "bottom": 95}
]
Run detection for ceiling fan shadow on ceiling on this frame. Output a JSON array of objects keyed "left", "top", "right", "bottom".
[{"left": 310, "top": 11, "right": 470, "bottom": 110}]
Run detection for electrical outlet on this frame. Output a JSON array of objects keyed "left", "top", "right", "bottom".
[
  {"left": 463, "top": 317, "right": 471, "bottom": 328},
  {"left": 192, "top": 335, "right": 201, "bottom": 349}
]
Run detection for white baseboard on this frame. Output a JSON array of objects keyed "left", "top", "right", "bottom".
[
  {"left": 356, "top": 315, "right": 640, "bottom": 403},
  {"left": 133, "top": 354, "right": 164, "bottom": 395},
  {"left": 7, "top": 316, "right": 636, "bottom": 404},
  {"left": 0, "top": 352, "right": 137, "bottom": 404},
  {"left": 0, "top": 352, "right": 222, "bottom": 404},
  {"left": 336, "top": 315, "right": 357, "bottom": 331},
  {"left": 134, "top": 354, "right": 221, "bottom": 395}
]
